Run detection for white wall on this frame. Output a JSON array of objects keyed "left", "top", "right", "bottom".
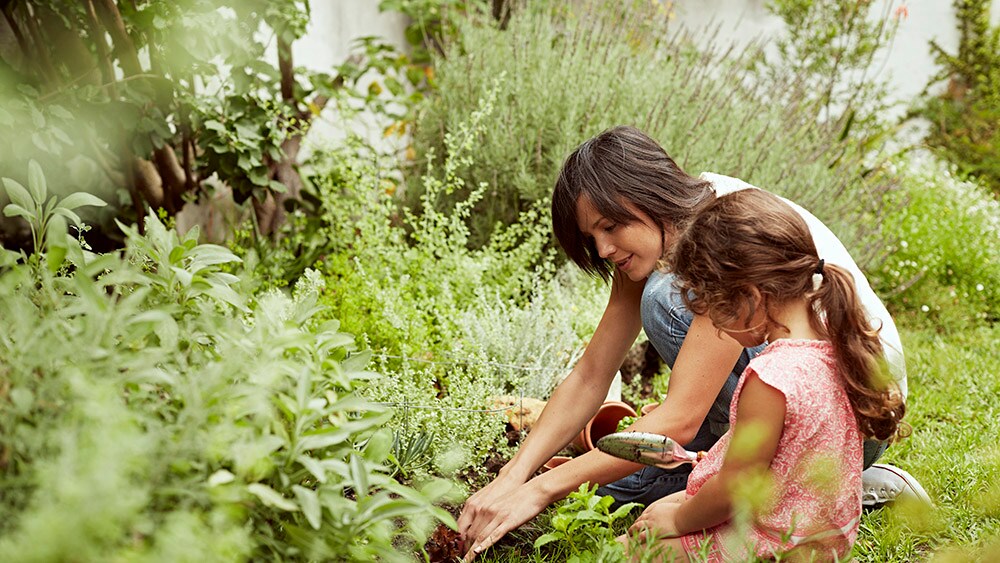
[
  {"left": 294, "top": 1, "right": 410, "bottom": 157},
  {"left": 295, "top": 1, "right": 409, "bottom": 72},
  {"left": 671, "top": 0, "right": 1000, "bottom": 119}
]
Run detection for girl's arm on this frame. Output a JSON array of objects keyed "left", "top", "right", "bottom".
[{"left": 672, "top": 372, "right": 785, "bottom": 534}]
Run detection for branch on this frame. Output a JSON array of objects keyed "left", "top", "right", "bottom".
[
  {"left": 278, "top": 35, "right": 295, "bottom": 103},
  {"left": 20, "top": 5, "right": 59, "bottom": 85},
  {"left": 1, "top": 4, "right": 30, "bottom": 61},
  {"left": 83, "top": 0, "right": 117, "bottom": 94},
  {"left": 94, "top": 0, "right": 142, "bottom": 77}
]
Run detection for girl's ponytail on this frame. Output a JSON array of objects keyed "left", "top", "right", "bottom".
[
  {"left": 809, "top": 263, "right": 908, "bottom": 442},
  {"left": 669, "top": 188, "right": 909, "bottom": 443}
]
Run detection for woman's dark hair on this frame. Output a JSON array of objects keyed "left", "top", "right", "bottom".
[
  {"left": 667, "top": 189, "right": 908, "bottom": 442},
  {"left": 551, "top": 125, "right": 713, "bottom": 281}
]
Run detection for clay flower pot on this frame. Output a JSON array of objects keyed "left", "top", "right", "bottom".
[
  {"left": 640, "top": 402, "right": 659, "bottom": 416},
  {"left": 573, "top": 401, "right": 637, "bottom": 452},
  {"left": 541, "top": 455, "right": 572, "bottom": 473}
]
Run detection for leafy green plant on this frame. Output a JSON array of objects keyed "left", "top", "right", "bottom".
[
  {"left": 0, "top": 164, "right": 454, "bottom": 561},
  {"left": 389, "top": 429, "right": 436, "bottom": 480},
  {"left": 869, "top": 156, "right": 1000, "bottom": 328},
  {"left": 1, "top": 159, "right": 106, "bottom": 270},
  {"left": 302, "top": 87, "right": 614, "bottom": 475},
  {"left": 533, "top": 484, "right": 643, "bottom": 562},
  {"left": 0, "top": 0, "right": 428, "bottom": 238}
]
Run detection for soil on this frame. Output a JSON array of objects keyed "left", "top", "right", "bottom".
[{"left": 426, "top": 523, "right": 464, "bottom": 562}]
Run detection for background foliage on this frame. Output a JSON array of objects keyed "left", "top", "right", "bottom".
[{"left": 0, "top": 165, "right": 453, "bottom": 561}]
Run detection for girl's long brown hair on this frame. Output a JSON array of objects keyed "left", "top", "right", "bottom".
[{"left": 668, "top": 189, "right": 907, "bottom": 442}]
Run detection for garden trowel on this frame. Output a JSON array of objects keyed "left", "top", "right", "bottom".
[{"left": 596, "top": 431, "right": 703, "bottom": 469}]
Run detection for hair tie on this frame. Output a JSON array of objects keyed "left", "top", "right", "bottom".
[{"left": 811, "top": 259, "right": 825, "bottom": 291}]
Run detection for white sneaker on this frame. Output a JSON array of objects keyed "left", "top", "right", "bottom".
[{"left": 861, "top": 463, "right": 932, "bottom": 509}]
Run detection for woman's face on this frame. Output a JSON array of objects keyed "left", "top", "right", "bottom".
[{"left": 576, "top": 195, "right": 666, "bottom": 281}]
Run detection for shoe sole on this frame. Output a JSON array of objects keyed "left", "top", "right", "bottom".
[{"left": 870, "top": 463, "right": 932, "bottom": 505}]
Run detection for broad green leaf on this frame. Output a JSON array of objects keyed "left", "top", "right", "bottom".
[
  {"left": 247, "top": 483, "right": 298, "bottom": 511},
  {"left": 296, "top": 455, "right": 328, "bottom": 483},
  {"left": 362, "top": 499, "right": 429, "bottom": 526},
  {"left": 188, "top": 244, "right": 241, "bottom": 269},
  {"left": 59, "top": 191, "right": 107, "bottom": 211},
  {"left": 52, "top": 207, "right": 82, "bottom": 227},
  {"left": 209, "top": 469, "right": 236, "bottom": 487},
  {"left": 362, "top": 428, "right": 392, "bottom": 462},
  {"left": 3, "top": 204, "right": 35, "bottom": 221},
  {"left": 45, "top": 214, "right": 68, "bottom": 272},
  {"left": 2, "top": 178, "right": 34, "bottom": 210},
  {"left": 171, "top": 266, "right": 193, "bottom": 287},
  {"left": 297, "top": 412, "right": 393, "bottom": 452},
  {"left": 203, "top": 283, "right": 247, "bottom": 311},
  {"left": 610, "top": 502, "right": 643, "bottom": 521},
  {"left": 341, "top": 349, "right": 372, "bottom": 372},
  {"left": 27, "top": 160, "right": 47, "bottom": 203},
  {"left": 349, "top": 453, "right": 369, "bottom": 498},
  {"left": 534, "top": 532, "right": 562, "bottom": 549},
  {"left": 292, "top": 485, "right": 322, "bottom": 530},
  {"left": 420, "top": 478, "right": 452, "bottom": 500},
  {"left": 428, "top": 505, "right": 457, "bottom": 529}
]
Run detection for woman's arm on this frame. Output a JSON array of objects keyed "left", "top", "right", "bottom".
[{"left": 458, "top": 273, "right": 646, "bottom": 558}]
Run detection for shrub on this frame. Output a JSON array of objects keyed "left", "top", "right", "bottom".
[
  {"left": 304, "top": 86, "right": 611, "bottom": 476},
  {"left": 0, "top": 165, "right": 453, "bottom": 561},
  {"left": 869, "top": 155, "right": 1000, "bottom": 329},
  {"left": 410, "top": 0, "right": 893, "bottom": 260}
]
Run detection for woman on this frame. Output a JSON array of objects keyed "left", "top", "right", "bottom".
[{"left": 458, "top": 125, "right": 924, "bottom": 561}]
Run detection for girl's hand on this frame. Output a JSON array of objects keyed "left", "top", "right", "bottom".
[{"left": 629, "top": 495, "right": 685, "bottom": 540}]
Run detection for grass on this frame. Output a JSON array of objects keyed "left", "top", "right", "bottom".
[{"left": 469, "top": 319, "right": 1000, "bottom": 562}]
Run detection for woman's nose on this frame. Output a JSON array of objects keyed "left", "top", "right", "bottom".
[{"left": 595, "top": 236, "right": 615, "bottom": 258}]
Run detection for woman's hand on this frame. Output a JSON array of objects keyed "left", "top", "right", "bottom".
[
  {"left": 629, "top": 494, "right": 685, "bottom": 541},
  {"left": 459, "top": 479, "right": 550, "bottom": 561}
]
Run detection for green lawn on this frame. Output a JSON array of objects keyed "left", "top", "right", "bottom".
[
  {"left": 475, "top": 320, "right": 1000, "bottom": 562},
  {"left": 854, "top": 322, "right": 1000, "bottom": 562}
]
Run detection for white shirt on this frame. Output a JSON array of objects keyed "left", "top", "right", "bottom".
[{"left": 703, "top": 172, "right": 907, "bottom": 398}]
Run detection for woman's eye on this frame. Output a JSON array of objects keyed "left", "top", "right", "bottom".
[{"left": 603, "top": 223, "right": 617, "bottom": 233}]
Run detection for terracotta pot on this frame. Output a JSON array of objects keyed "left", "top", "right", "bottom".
[
  {"left": 541, "top": 455, "right": 572, "bottom": 473},
  {"left": 573, "top": 401, "right": 637, "bottom": 452},
  {"left": 640, "top": 403, "right": 659, "bottom": 416}
]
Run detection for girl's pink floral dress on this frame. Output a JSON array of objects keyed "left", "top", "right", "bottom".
[{"left": 680, "top": 339, "right": 864, "bottom": 561}]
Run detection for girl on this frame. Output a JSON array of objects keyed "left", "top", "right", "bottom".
[
  {"left": 459, "top": 126, "right": 917, "bottom": 561},
  {"left": 625, "top": 188, "right": 907, "bottom": 561}
]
